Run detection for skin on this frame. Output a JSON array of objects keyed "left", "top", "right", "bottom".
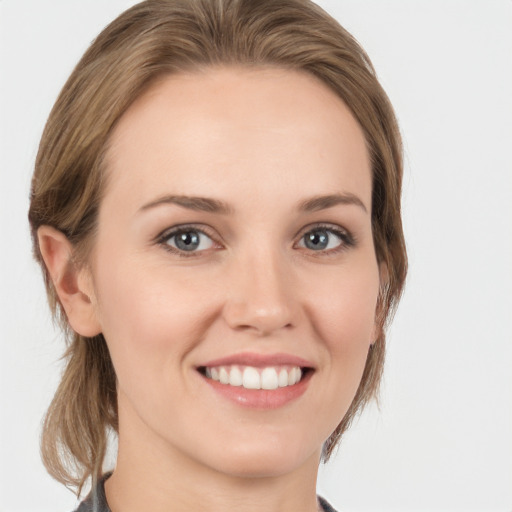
[{"left": 39, "top": 67, "right": 381, "bottom": 512}]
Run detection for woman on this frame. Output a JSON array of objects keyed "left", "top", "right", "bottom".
[{"left": 28, "top": 1, "right": 406, "bottom": 510}]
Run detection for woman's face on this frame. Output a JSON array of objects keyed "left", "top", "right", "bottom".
[{"left": 88, "top": 67, "right": 380, "bottom": 478}]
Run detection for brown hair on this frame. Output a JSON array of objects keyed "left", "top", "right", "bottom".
[{"left": 28, "top": 0, "right": 407, "bottom": 495}]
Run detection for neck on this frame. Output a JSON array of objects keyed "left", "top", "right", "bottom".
[{"left": 105, "top": 409, "right": 322, "bottom": 512}]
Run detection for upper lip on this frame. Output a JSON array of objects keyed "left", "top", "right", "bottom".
[{"left": 199, "top": 352, "right": 315, "bottom": 369}]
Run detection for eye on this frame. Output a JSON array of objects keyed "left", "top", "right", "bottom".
[
  {"left": 161, "top": 228, "right": 215, "bottom": 253},
  {"left": 297, "top": 226, "right": 353, "bottom": 252}
]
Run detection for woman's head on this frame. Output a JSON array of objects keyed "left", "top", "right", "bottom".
[{"left": 29, "top": 0, "right": 406, "bottom": 493}]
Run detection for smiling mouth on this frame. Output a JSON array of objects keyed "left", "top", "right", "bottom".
[{"left": 198, "top": 365, "right": 311, "bottom": 390}]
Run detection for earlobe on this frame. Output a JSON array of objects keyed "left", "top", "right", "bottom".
[{"left": 37, "top": 225, "right": 102, "bottom": 337}]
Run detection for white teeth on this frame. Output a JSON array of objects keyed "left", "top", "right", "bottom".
[
  {"left": 243, "top": 367, "right": 261, "bottom": 389},
  {"left": 219, "top": 367, "right": 229, "bottom": 384},
  {"left": 229, "top": 366, "right": 243, "bottom": 386},
  {"left": 261, "top": 367, "right": 279, "bottom": 390},
  {"left": 278, "top": 368, "right": 289, "bottom": 387},
  {"left": 288, "top": 367, "right": 302, "bottom": 385},
  {"left": 205, "top": 365, "right": 304, "bottom": 390}
]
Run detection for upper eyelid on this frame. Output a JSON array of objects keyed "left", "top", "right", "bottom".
[
  {"left": 156, "top": 225, "right": 221, "bottom": 258},
  {"left": 293, "top": 222, "right": 350, "bottom": 240},
  {"left": 157, "top": 223, "right": 218, "bottom": 241},
  {"left": 155, "top": 222, "right": 353, "bottom": 249},
  {"left": 294, "top": 224, "right": 356, "bottom": 255}
]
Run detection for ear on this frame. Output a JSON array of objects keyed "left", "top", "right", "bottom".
[
  {"left": 371, "top": 261, "right": 389, "bottom": 345},
  {"left": 37, "top": 225, "right": 102, "bottom": 337}
]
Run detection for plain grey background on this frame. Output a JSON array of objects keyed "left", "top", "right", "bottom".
[{"left": 1, "top": 1, "right": 511, "bottom": 511}]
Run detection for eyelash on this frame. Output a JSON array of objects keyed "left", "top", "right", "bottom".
[
  {"left": 297, "top": 223, "right": 356, "bottom": 256},
  {"left": 156, "top": 224, "right": 220, "bottom": 258},
  {"left": 156, "top": 223, "right": 356, "bottom": 258}
]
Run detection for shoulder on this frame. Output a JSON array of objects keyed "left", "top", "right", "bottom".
[
  {"left": 73, "top": 501, "right": 92, "bottom": 512},
  {"left": 73, "top": 495, "right": 110, "bottom": 512},
  {"left": 72, "top": 473, "right": 112, "bottom": 512},
  {"left": 318, "top": 495, "right": 339, "bottom": 512}
]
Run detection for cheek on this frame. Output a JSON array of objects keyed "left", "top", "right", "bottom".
[
  {"left": 304, "top": 260, "right": 380, "bottom": 386},
  {"left": 308, "top": 260, "right": 379, "bottom": 344},
  {"left": 91, "top": 252, "right": 219, "bottom": 396}
]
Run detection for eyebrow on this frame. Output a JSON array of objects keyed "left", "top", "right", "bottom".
[
  {"left": 139, "top": 195, "right": 233, "bottom": 214},
  {"left": 138, "top": 192, "right": 367, "bottom": 215},
  {"left": 298, "top": 193, "right": 368, "bottom": 213}
]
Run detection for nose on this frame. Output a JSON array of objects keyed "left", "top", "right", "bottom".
[{"left": 222, "top": 248, "right": 300, "bottom": 336}]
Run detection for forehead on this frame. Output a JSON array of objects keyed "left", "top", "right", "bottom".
[{"left": 103, "top": 66, "right": 371, "bottom": 211}]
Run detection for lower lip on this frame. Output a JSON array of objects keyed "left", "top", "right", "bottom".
[{"left": 201, "top": 371, "right": 312, "bottom": 409}]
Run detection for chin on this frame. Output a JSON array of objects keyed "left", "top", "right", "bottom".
[{"left": 199, "top": 434, "right": 322, "bottom": 479}]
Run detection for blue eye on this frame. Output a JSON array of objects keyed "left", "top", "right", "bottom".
[
  {"left": 164, "top": 229, "right": 215, "bottom": 252},
  {"left": 298, "top": 228, "right": 348, "bottom": 252}
]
